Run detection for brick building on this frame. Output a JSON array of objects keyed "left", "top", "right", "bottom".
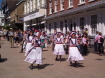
[{"left": 43, "top": 0, "right": 105, "bottom": 36}]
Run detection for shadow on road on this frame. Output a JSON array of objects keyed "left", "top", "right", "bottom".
[
  {"left": 0, "top": 58, "right": 7, "bottom": 63},
  {"left": 32, "top": 64, "right": 54, "bottom": 69},
  {"left": 69, "top": 63, "right": 85, "bottom": 68}
]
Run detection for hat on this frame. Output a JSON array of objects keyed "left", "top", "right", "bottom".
[{"left": 71, "top": 31, "right": 76, "bottom": 35}]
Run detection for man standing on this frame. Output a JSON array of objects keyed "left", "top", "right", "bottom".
[
  {"left": 9, "top": 28, "right": 14, "bottom": 48},
  {"left": 94, "top": 31, "right": 98, "bottom": 52},
  {"left": 96, "top": 32, "right": 104, "bottom": 56}
]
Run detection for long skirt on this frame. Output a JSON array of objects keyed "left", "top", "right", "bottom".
[
  {"left": 25, "top": 43, "right": 33, "bottom": 56},
  {"left": 24, "top": 47, "right": 42, "bottom": 64},
  {"left": 53, "top": 44, "right": 65, "bottom": 55},
  {"left": 68, "top": 47, "right": 84, "bottom": 62}
]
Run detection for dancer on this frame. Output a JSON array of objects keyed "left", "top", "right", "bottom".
[
  {"left": 25, "top": 31, "right": 34, "bottom": 56},
  {"left": 53, "top": 33, "right": 65, "bottom": 62},
  {"left": 25, "top": 35, "right": 42, "bottom": 70},
  {"left": 67, "top": 33, "right": 84, "bottom": 68}
]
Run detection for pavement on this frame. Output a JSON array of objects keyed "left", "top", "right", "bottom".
[{"left": 0, "top": 39, "right": 105, "bottom": 78}]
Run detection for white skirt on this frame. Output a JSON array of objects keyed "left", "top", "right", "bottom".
[
  {"left": 53, "top": 44, "right": 65, "bottom": 55},
  {"left": 68, "top": 47, "right": 84, "bottom": 62},
  {"left": 23, "top": 41, "right": 27, "bottom": 49},
  {"left": 25, "top": 43, "right": 33, "bottom": 56},
  {"left": 24, "top": 47, "right": 42, "bottom": 64}
]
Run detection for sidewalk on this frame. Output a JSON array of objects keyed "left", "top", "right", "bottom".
[{"left": 0, "top": 40, "right": 105, "bottom": 78}]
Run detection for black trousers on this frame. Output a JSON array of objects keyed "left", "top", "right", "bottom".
[
  {"left": 82, "top": 44, "right": 88, "bottom": 55},
  {"left": 98, "top": 43, "right": 103, "bottom": 54}
]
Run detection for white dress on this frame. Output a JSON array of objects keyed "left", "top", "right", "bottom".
[
  {"left": 25, "top": 36, "right": 33, "bottom": 56},
  {"left": 53, "top": 38, "right": 65, "bottom": 55},
  {"left": 68, "top": 39, "right": 84, "bottom": 62},
  {"left": 25, "top": 38, "right": 42, "bottom": 64}
]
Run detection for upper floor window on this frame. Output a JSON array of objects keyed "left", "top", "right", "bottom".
[
  {"left": 78, "top": 0, "right": 85, "bottom": 5},
  {"left": 27, "top": 1, "right": 30, "bottom": 13},
  {"left": 60, "top": 0, "right": 64, "bottom": 11},
  {"left": 54, "top": 0, "right": 58, "bottom": 12},
  {"left": 24, "top": 3, "right": 27, "bottom": 14},
  {"left": 49, "top": 1, "right": 52, "bottom": 14},
  {"left": 68, "top": 0, "right": 73, "bottom": 8},
  {"left": 30, "top": 0, "right": 33, "bottom": 12},
  {"left": 38, "top": 0, "right": 41, "bottom": 8}
]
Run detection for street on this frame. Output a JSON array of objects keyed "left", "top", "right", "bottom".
[{"left": 0, "top": 40, "right": 105, "bottom": 78}]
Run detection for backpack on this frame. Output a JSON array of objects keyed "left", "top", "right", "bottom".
[{"left": 100, "top": 37, "right": 104, "bottom": 43}]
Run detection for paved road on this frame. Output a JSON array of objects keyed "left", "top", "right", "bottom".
[{"left": 0, "top": 40, "right": 105, "bottom": 78}]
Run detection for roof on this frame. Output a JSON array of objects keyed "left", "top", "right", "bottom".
[{"left": 6, "top": 0, "right": 21, "bottom": 9}]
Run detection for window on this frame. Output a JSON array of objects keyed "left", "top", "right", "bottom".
[
  {"left": 54, "top": 22, "right": 57, "bottom": 30},
  {"left": 30, "top": 0, "right": 33, "bottom": 12},
  {"left": 49, "top": 1, "right": 52, "bottom": 14},
  {"left": 27, "top": 1, "right": 30, "bottom": 13},
  {"left": 38, "top": 0, "right": 41, "bottom": 8},
  {"left": 24, "top": 3, "right": 26, "bottom": 14},
  {"left": 68, "top": 0, "right": 73, "bottom": 8},
  {"left": 91, "top": 15, "right": 97, "bottom": 35},
  {"left": 60, "top": 21, "right": 64, "bottom": 32},
  {"left": 78, "top": 0, "right": 85, "bottom": 5},
  {"left": 88, "top": 0, "right": 96, "bottom": 2},
  {"left": 49, "top": 23, "right": 51, "bottom": 34},
  {"left": 54, "top": 0, "right": 58, "bottom": 12},
  {"left": 60, "top": 0, "right": 64, "bottom": 11},
  {"left": 80, "top": 17, "right": 85, "bottom": 33}
]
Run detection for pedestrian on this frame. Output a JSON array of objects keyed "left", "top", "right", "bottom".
[
  {"left": 3, "top": 29, "right": 7, "bottom": 39},
  {"left": 24, "top": 35, "right": 42, "bottom": 70},
  {"left": 6, "top": 30, "right": 10, "bottom": 41},
  {"left": 82, "top": 34, "right": 89, "bottom": 56},
  {"left": 25, "top": 31, "right": 34, "bottom": 56},
  {"left": 53, "top": 33, "right": 65, "bottom": 62},
  {"left": 95, "top": 32, "right": 104, "bottom": 56},
  {"left": 67, "top": 33, "right": 84, "bottom": 67},
  {"left": 94, "top": 31, "right": 99, "bottom": 52},
  {"left": 9, "top": 28, "right": 15, "bottom": 48}
]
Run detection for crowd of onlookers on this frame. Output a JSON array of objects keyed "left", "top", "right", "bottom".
[{"left": 0, "top": 28, "right": 24, "bottom": 47}]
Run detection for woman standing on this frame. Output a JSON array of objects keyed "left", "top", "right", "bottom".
[
  {"left": 82, "top": 34, "right": 89, "bottom": 56},
  {"left": 67, "top": 33, "right": 84, "bottom": 67},
  {"left": 53, "top": 33, "right": 65, "bottom": 62},
  {"left": 25, "top": 31, "right": 34, "bottom": 56},
  {"left": 25, "top": 35, "right": 42, "bottom": 70}
]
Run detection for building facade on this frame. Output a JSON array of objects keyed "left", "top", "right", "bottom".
[
  {"left": 0, "top": 9, "right": 5, "bottom": 29},
  {"left": 9, "top": 0, "right": 24, "bottom": 30},
  {"left": 43, "top": 0, "right": 105, "bottom": 36},
  {"left": 23, "top": 0, "right": 47, "bottom": 31}
]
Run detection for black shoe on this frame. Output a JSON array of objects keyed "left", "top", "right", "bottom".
[
  {"left": 37, "top": 66, "right": 40, "bottom": 70},
  {"left": 70, "top": 62, "right": 73, "bottom": 66},
  {"left": 55, "top": 58, "right": 59, "bottom": 61},
  {"left": 73, "top": 63, "right": 78, "bottom": 68},
  {"left": 11, "top": 47, "right": 12, "bottom": 48},
  {"left": 29, "top": 65, "right": 33, "bottom": 70}
]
